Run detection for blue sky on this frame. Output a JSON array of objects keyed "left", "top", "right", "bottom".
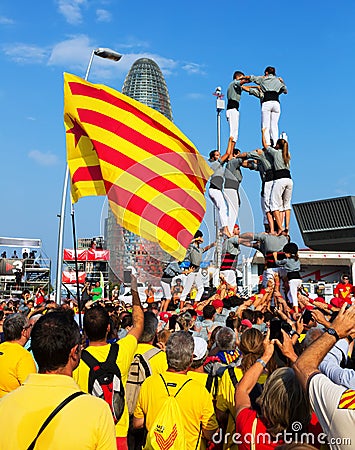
[{"left": 1, "top": 0, "right": 354, "bottom": 268}]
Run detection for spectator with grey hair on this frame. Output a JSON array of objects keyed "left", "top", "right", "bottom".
[
  {"left": 133, "top": 331, "right": 218, "bottom": 448},
  {"left": 204, "top": 327, "right": 240, "bottom": 380},
  {"left": 0, "top": 313, "right": 36, "bottom": 397}
]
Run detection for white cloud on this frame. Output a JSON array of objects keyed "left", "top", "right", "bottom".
[
  {"left": 3, "top": 34, "right": 198, "bottom": 82},
  {"left": 57, "top": 0, "right": 87, "bottom": 25},
  {"left": 182, "top": 62, "right": 206, "bottom": 75},
  {"left": 26, "top": 117, "right": 36, "bottom": 121},
  {"left": 0, "top": 16, "right": 15, "bottom": 25},
  {"left": 96, "top": 9, "right": 112, "bottom": 22},
  {"left": 28, "top": 150, "right": 59, "bottom": 166},
  {"left": 1, "top": 44, "right": 49, "bottom": 63}
]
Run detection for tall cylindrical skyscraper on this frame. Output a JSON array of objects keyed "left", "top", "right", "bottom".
[{"left": 106, "top": 58, "right": 173, "bottom": 283}]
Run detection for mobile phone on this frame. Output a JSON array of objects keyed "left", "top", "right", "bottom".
[
  {"left": 302, "top": 309, "right": 313, "bottom": 325},
  {"left": 270, "top": 319, "right": 283, "bottom": 342}
]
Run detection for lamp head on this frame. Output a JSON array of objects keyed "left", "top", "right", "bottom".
[{"left": 94, "top": 48, "right": 122, "bottom": 61}]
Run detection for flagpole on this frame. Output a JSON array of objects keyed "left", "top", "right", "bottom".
[{"left": 55, "top": 48, "right": 123, "bottom": 305}]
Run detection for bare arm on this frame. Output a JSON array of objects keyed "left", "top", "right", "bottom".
[
  {"left": 294, "top": 304, "right": 355, "bottom": 391},
  {"left": 127, "top": 276, "right": 144, "bottom": 340},
  {"left": 235, "top": 333, "right": 274, "bottom": 417},
  {"left": 203, "top": 242, "right": 216, "bottom": 253},
  {"left": 132, "top": 416, "right": 144, "bottom": 429}
]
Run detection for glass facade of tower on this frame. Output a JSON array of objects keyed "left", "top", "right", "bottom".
[
  {"left": 106, "top": 58, "right": 173, "bottom": 284},
  {"left": 122, "top": 58, "right": 173, "bottom": 121}
]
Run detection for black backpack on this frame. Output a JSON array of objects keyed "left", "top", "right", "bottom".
[{"left": 81, "top": 343, "right": 125, "bottom": 423}]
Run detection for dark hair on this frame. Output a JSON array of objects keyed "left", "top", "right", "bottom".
[
  {"left": 233, "top": 71, "right": 245, "bottom": 79},
  {"left": 209, "top": 150, "right": 218, "bottom": 160},
  {"left": 242, "top": 308, "right": 255, "bottom": 323},
  {"left": 264, "top": 66, "right": 276, "bottom": 75},
  {"left": 140, "top": 311, "right": 158, "bottom": 343},
  {"left": 3, "top": 313, "right": 27, "bottom": 341},
  {"left": 203, "top": 305, "right": 216, "bottom": 320},
  {"left": 275, "top": 139, "right": 290, "bottom": 165},
  {"left": 83, "top": 305, "right": 110, "bottom": 341},
  {"left": 31, "top": 311, "right": 80, "bottom": 372},
  {"left": 194, "top": 230, "right": 203, "bottom": 239},
  {"left": 119, "top": 312, "right": 132, "bottom": 329}
]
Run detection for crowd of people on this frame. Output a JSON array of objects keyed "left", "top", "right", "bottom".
[
  {"left": 0, "top": 65, "right": 355, "bottom": 450},
  {"left": 0, "top": 264, "right": 354, "bottom": 449}
]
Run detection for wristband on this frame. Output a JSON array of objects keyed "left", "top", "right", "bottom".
[
  {"left": 256, "top": 358, "right": 267, "bottom": 368},
  {"left": 326, "top": 328, "right": 340, "bottom": 341},
  {"left": 290, "top": 330, "right": 300, "bottom": 338},
  {"left": 346, "top": 335, "right": 353, "bottom": 344}
]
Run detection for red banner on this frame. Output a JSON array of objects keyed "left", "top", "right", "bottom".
[
  {"left": 63, "top": 249, "right": 87, "bottom": 261},
  {"left": 87, "top": 249, "right": 110, "bottom": 261},
  {"left": 63, "top": 249, "right": 110, "bottom": 261},
  {"left": 62, "top": 271, "right": 86, "bottom": 284}
]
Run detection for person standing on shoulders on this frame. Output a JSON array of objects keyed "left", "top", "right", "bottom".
[
  {"left": 208, "top": 148, "right": 231, "bottom": 238},
  {"left": 226, "top": 71, "right": 249, "bottom": 152},
  {"left": 262, "top": 128, "right": 293, "bottom": 234},
  {"left": 245, "top": 66, "right": 287, "bottom": 147}
]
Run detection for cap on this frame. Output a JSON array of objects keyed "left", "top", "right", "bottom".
[
  {"left": 330, "top": 297, "right": 345, "bottom": 309},
  {"left": 159, "top": 312, "right": 171, "bottom": 323},
  {"left": 193, "top": 337, "right": 208, "bottom": 360},
  {"left": 241, "top": 319, "right": 253, "bottom": 329},
  {"left": 212, "top": 299, "right": 224, "bottom": 308}
]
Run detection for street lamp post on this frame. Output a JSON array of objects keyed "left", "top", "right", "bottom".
[{"left": 55, "top": 48, "right": 122, "bottom": 306}]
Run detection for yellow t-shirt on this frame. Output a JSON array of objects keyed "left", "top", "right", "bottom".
[
  {"left": 73, "top": 334, "right": 137, "bottom": 437},
  {"left": 187, "top": 370, "right": 215, "bottom": 398},
  {"left": 134, "top": 371, "right": 218, "bottom": 450},
  {"left": 0, "top": 373, "right": 116, "bottom": 449},
  {"left": 135, "top": 343, "right": 168, "bottom": 375},
  {"left": 216, "top": 367, "right": 267, "bottom": 450},
  {"left": 0, "top": 341, "right": 37, "bottom": 398}
]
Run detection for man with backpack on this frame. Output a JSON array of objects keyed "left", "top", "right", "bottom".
[
  {"left": 126, "top": 311, "right": 168, "bottom": 449},
  {"left": 74, "top": 280, "right": 144, "bottom": 450},
  {"left": 133, "top": 331, "right": 218, "bottom": 449},
  {"left": 0, "top": 311, "right": 116, "bottom": 449}
]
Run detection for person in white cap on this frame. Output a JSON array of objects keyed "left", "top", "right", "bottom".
[{"left": 187, "top": 337, "right": 209, "bottom": 387}]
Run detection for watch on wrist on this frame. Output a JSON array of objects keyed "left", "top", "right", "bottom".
[
  {"left": 326, "top": 328, "right": 340, "bottom": 341},
  {"left": 256, "top": 358, "right": 267, "bottom": 368},
  {"left": 290, "top": 330, "right": 300, "bottom": 338}
]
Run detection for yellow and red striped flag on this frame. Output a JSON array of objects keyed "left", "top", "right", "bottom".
[{"left": 64, "top": 72, "right": 212, "bottom": 260}]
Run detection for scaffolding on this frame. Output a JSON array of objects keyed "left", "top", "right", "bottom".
[{"left": 0, "top": 237, "right": 51, "bottom": 299}]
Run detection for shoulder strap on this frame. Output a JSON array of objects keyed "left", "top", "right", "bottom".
[
  {"left": 205, "top": 373, "right": 213, "bottom": 392},
  {"left": 107, "top": 342, "right": 119, "bottom": 363},
  {"left": 137, "top": 354, "right": 152, "bottom": 378},
  {"left": 81, "top": 349, "right": 100, "bottom": 369},
  {"left": 138, "top": 348, "right": 161, "bottom": 378},
  {"left": 251, "top": 416, "right": 258, "bottom": 450},
  {"left": 144, "top": 347, "right": 161, "bottom": 360},
  {"left": 159, "top": 374, "right": 192, "bottom": 398},
  {"left": 27, "top": 392, "right": 85, "bottom": 450},
  {"left": 228, "top": 366, "right": 238, "bottom": 388},
  {"left": 81, "top": 343, "right": 119, "bottom": 369}
]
